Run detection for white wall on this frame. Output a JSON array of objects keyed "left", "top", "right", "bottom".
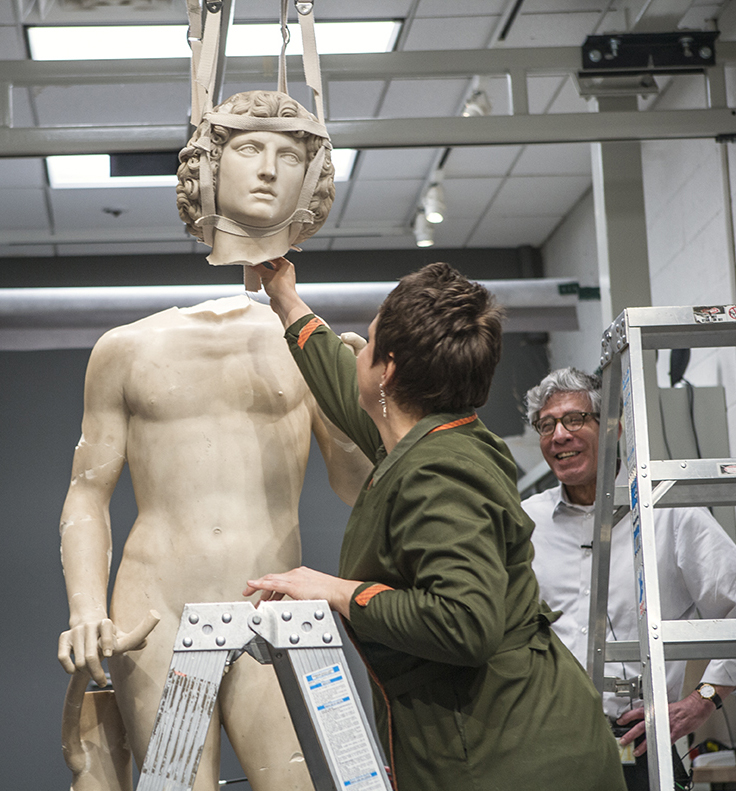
[{"left": 542, "top": 75, "right": 736, "bottom": 453}]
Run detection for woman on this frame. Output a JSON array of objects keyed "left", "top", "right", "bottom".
[{"left": 245, "top": 259, "right": 625, "bottom": 791}]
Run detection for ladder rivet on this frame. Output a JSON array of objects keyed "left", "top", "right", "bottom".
[
  {"left": 643, "top": 502, "right": 649, "bottom": 507},
  {"left": 251, "top": 614, "right": 262, "bottom": 625},
  {"left": 289, "top": 634, "right": 300, "bottom": 644},
  {"left": 323, "top": 633, "right": 333, "bottom": 644},
  {"left": 216, "top": 636, "right": 226, "bottom": 646},
  {"left": 681, "top": 462, "right": 687, "bottom": 468},
  {"left": 282, "top": 611, "right": 292, "bottom": 622},
  {"left": 189, "top": 614, "right": 199, "bottom": 624},
  {"left": 314, "top": 610, "right": 325, "bottom": 620},
  {"left": 641, "top": 464, "right": 647, "bottom": 470},
  {"left": 222, "top": 613, "right": 232, "bottom": 623},
  {"left": 183, "top": 637, "right": 193, "bottom": 647},
  {"left": 653, "top": 634, "right": 659, "bottom": 639}
]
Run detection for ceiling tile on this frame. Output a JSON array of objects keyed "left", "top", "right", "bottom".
[
  {"left": 523, "top": 0, "right": 612, "bottom": 10},
  {"left": 503, "top": 12, "right": 601, "bottom": 46},
  {"left": 326, "top": 81, "right": 386, "bottom": 120},
  {"left": 469, "top": 215, "right": 563, "bottom": 247},
  {"left": 527, "top": 75, "right": 583, "bottom": 115},
  {"left": 443, "top": 177, "right": 504, "bottom": 218},
  {"left": 0, "top": 3, "right": 17, "bottom": 23},
  {"left": 416, "top": 0, "right": 507, "bottom": 16},
  {"left": 512, "top": 143, "right": 592, "bottom": 176},
  {"left": 403, "top": 16, "right": 497, "bottom": 51},
  {"left": 0, "top": 189, "right": 49, "bottom": 230},
  {"left": 379, "top": 79, "right": 469, "bottom": 118},
  {"left": 340, "top": 179, "right": 424, "bottom": 224},
  {"left": 49, "top": 187, "right": 181, "bottom": 230},
  {"left": 33, "top": 83, "right": 190, "bottom": 126},
  {"left": 430, "top": 218, "right": 479, "bottom": 247},
  {"left": 489, "top": 175, "right": 591, "bottom": 216},
  {"left": 0, "top": 25, "right": 26, "bottom": 60},
  {"left": 357, "top": 148, "right": 439, "bottom": 180},
  {"left": 220, "top": 81, "right": 314, "bottom": 109},
  {"left": 444, "top": 146, "right": 523, "bottom": 178},
  {"left": 0, "top": 158, "right": 47, "bottom": 188},
  {"left": 319, "top": 182, "right": 350, "bottom": 228}
]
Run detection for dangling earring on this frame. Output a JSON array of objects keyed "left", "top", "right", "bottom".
[{"left": 379, "top": 384, "right": 387, "bottom": 419}]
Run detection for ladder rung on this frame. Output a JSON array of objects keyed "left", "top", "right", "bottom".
[{"left": 605, "top": 620, "right": 736, "bottom": 662}]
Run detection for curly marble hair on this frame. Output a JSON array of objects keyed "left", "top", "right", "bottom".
[{"left": 176, "top": 90, "right": 335, "bottom": 244}]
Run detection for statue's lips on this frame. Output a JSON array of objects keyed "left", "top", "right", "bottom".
[{"left": 250, "top": 188, "right": 276, "bottom": 200}]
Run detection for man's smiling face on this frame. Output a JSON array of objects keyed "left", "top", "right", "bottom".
[{"left": 538, "top": 390, "right": 599, "bottom": 505}]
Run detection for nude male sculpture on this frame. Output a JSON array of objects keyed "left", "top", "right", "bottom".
[{"left": 58, "top": 90, "right": 368, "bottom": 791}]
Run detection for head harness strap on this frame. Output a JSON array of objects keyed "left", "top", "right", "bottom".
[{"left": 185, "top": 0, "right": 330, "bottom": 248}]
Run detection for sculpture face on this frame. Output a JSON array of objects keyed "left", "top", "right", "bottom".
[{"left": 216, "top": 130, "right": 308, "bottom": 228}]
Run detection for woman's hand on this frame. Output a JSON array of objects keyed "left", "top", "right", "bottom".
[
  {"left": 252, "top": 257, "right": 312, "bottom": 328},
  {"left": 244, "top": 566, "right": 362, "bottom": 619}
]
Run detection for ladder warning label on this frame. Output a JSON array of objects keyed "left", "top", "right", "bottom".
[
  {"left": 693, "top": 305, "right": 736, "bottom": 323},
  {"left": 304, "top": 663, "right": 386, "bottom": 789}
]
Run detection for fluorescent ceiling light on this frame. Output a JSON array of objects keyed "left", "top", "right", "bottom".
[
  {"left": 28, "top": 20, "right": 400, "bottom": 61},
  {"left": 47, "top": 150, "right": 357, "bottom": 188},
  {"left": 331, "top": 149, "right": 357, "bottom": 182},
  {"left": 47, "top": 155, "right": 177, "bottom": 189}
]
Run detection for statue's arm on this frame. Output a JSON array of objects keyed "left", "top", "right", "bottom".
[
  {"left": 310, "top": 402, "right": 373, "bottom": 507},
  {"left": 58, "top": 333, "right": 129, "bottom": 687}
]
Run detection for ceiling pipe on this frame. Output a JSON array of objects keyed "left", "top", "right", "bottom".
[{"left": 0, "top": 279, "right": 580, "bottom": 350}]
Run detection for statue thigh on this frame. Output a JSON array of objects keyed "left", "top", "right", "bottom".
[{"left": 218, "top": 655, "right": 315, "bottom": 791}]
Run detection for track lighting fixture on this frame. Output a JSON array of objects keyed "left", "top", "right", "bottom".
[
  {"left": 423, "top": 183, "right": 445, "bottom": 225},
  {"left": 462, "top": 89, "right": 492, "bottom": 117},
  {"left": 413, "top": 212, "right": 435, "bottom": 247}
]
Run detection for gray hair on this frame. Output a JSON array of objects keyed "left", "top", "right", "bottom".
[{"left": 524, "top": 367, "right": 602, "bottom": 425}]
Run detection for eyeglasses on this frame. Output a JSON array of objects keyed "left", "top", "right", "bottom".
[{"left": 532, "top": 411, "right": 600, "bottom": 437}]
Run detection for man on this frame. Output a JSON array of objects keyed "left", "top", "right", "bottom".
[
  {"left": 523, "top": 367, "right": 736, "bottom": 790},
  {"left": 57, "top": 89, "right": 368, "bottom": 791}
]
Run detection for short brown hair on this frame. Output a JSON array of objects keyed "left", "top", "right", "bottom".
[{"left": 375, "top": 262, "right": 504, "bottom": 415}]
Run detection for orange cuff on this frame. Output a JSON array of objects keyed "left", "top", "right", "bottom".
[
  {"left": 355, "top": 583, "right": 394, "bottom": 607},
  {"left": 297, "top": 317, "right": 326, "bottom": 349}
]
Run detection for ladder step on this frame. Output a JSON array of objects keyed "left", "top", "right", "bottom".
[{"left": 605, "top": 620, "right": 736, "bottom": 662}]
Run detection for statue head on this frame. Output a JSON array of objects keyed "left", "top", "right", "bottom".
[{"left": 176, "top": 90, "right": 334, "bottom": 257}]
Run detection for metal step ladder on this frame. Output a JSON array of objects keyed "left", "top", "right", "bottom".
[
  {"left": 137, "top": 599, "right": 391, "bottom": 791},
  {"left": 587, "top": 305, "right": 736, "bottom": 791}
]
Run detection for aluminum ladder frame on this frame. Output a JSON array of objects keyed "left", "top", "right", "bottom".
[
  {"left": 587, "top": 305, "right": 736, "bottom": 791},
  {"left": 136, "top": 599, "right": 391, "bottom": 791}
]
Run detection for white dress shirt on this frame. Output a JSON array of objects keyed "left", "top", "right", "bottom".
[{"left": 523, "top": 483, "right": 736, "bottom": 718}]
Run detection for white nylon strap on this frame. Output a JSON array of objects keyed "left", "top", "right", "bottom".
[
  {"left": 296, "top": 1, "right": 325, "bottom": 127},
  {"left": 278, "top": 0, "right": 289, "bottom": 95},
  {"left": 204, "top": 112, "right": 329, "bottom": 140},
  {"left": 188, "top": 0, "right": 221, "bottom": 127},
  {"left": 196, "top": 207, "right": 316, "bottom": 238}
]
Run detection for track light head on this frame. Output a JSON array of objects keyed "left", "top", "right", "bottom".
[
  {"left": 413, "top": 212, "right": 435, "bottom": 247},
  {"left": 462, "top": 89, "right": 492, "bottom": 117},
  {"left": 423, "top": 183, "right": 445, "bottom": 224}
]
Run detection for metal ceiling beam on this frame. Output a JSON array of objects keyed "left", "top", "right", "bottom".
[
  {"left": 2, "top": 107, "right": 734, "bottom": 157},
  {"left": 0, "top": 48, "right": 583, "bottom": 86},
  {"left": 3, "top": 44, "right": 735, "bottom": 86}
]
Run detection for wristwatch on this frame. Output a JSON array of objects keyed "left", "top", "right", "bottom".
[{"left": 695, "top": 682, "right": 723, "bottom": 709}]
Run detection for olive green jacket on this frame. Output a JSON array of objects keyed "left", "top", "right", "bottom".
[{"left": 286, "top": 316, "right": 625, "bottom": 791}]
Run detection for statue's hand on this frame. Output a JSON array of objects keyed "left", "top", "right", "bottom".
[
  {"left": 340, "top": 331, "right": 367, "bottom": 357},
  {"left": 58, "top": 610, "right": 160, "bottom": 687}
]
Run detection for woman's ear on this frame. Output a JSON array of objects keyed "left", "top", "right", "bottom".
[{"left": 382, "top": 355, "right": 396, "bottom": 389}]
